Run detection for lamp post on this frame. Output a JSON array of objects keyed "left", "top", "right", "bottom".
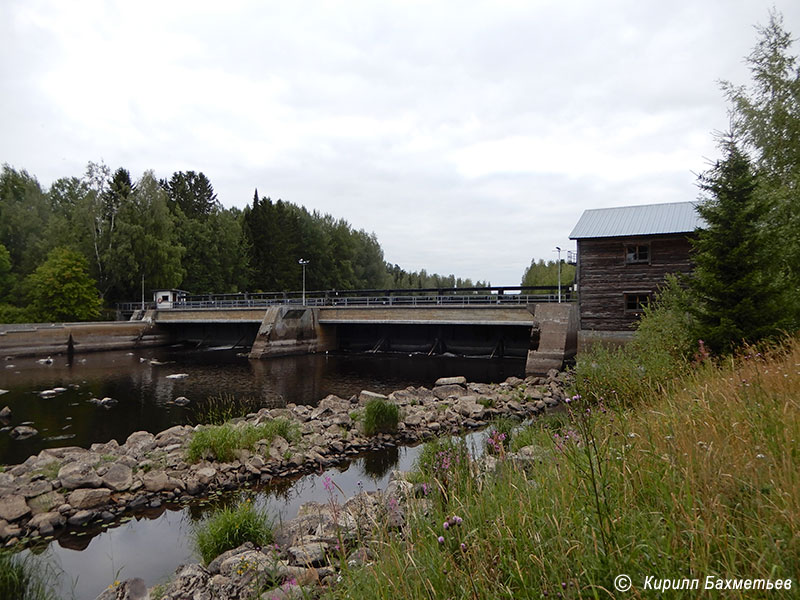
[
  {"left": 298, "top": 259, "right": 309, "bottom": 305},
  {"left": 555, "top": 246, "right": 562, "bottom": 303}
]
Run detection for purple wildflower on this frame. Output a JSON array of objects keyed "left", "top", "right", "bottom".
[{"left": 438, "top": 536, "right": 445, "bottom": 544}]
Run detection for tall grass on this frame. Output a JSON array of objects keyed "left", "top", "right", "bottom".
[
  {"left": 329, "top": 338, "right": 800, "bottom": 599},
  {"left": 191, "top": 393, "right": 265, "bottom": 425},
  {"left": 192, "top": 499, "right": 273, "bottom": 565},
  {"left": 362, "top": 398, "right": 399, "bottom": 436},
  {"left": 0, "top": 551, "right": 57, "bottom": 600},
  {"left": 186, "top": 418, "right": 299, "bottom": 463}
]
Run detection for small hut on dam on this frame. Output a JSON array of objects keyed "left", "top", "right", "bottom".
[{"left": 569, "top": 201, "right": 705, "bottom": 349}]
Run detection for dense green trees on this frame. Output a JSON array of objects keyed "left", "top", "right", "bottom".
[
  {"left": 0, "top": 163, "right": 481, "bottom": 323},
  {"left": 27, "top": 247, "right": 103, "bottom": 322},
  {"left": 520, "top": 259, "right": 575, "bottom": 288},
  {"left": 690, "top": 139, "right": 786, "bottom": 352}
]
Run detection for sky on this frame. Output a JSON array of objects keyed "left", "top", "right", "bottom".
[{"left": 2, "top": 0, "right": 799, "bottom": 287}]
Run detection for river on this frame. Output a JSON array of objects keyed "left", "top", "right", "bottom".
[{"left": 1, "top": 347, "right": 521, "bottom": 599}]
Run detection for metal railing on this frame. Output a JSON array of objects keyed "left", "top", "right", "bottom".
[{"left": 116, "top": 285, "right": 575, "bottom": 314}]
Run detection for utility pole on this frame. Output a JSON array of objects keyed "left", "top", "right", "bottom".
[{"left": 298, "top": 259, "right": 310, "bottom": 305}]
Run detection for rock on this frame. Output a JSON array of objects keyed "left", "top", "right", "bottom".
[
  {"left": 94, "top": 577, "right": 148, "bottom": 600},
  {"left": 454, "top": 397, "right": 485, "bottom": 419},
  {"left": 165, "top": 373, "right": 189, "bottom": 379},
  {"left": 258, "top": 582, "right": 308, "bottom": 600},
  {"left": 58, "top": 461, "right": 103, "bottom": 489},
  {"left": 432, "top": 384, "right": 467, "bottom": 400},
  {"left": 504, "top": 376, "right": 524, "bottom": 387},
  {"left": 123, "top": 431, "right": 156, "bottom": 457},
  {"left": 173, "top": 396, "right": 190, "bottom": 406},
  {"left": 18, "top": 479, "right": 53, "bottom": 498},
  {"left": 102, "top": 463, "right": 133, "bottom": 491},
  {"left": 10, "top": 425, "right": 38, "bottom": 440},
  {"left": 0, "top": 495, "right": 31, "bottom": 521},
  {"left": 67, "top": 509, "right": 95, "bottom": 526},
  {"left": 28, "top": 511, "right": 65, "bottom": 535},
  {"left": 142, "top": 470, "right": 184, "bottom": 493},
  {"left": 207, "top": 542, "right": 255, "bottom": 574},
  {"left": 269, "top": 436, "right": 290, "bottom": 461},
  {"left": 27, "top": 490, "right": 62, "bottom": 515},
  {"left": 358, "top": 390, "right": 388, "bottom": 405},
  {"left": 195, "top": 466, "right": 217, "bottom": 485},
  {"left": 286, "top": 536, "right": 329, "bottom": 567},
  {"left": 0, "top": 405, "right": 10, "bottom": 419},
  {"left": 219, "top": 549, "right": 288, "bottom": 579},
  {"left": 434, "top": 376, "right": 467, "bottom": 386},
  {"left": 68, "top": 488, "right": 112, "bottom": 510}
]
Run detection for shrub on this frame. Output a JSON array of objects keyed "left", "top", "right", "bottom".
[
  {"left": 192, "top": 500, "right": 273, "bottom": 565},
  {"left": 362, "top": 398, "right": 399, "bottom": 436}
]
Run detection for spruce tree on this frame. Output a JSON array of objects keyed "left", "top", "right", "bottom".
[{"left": 690, "top": 137, "right": 785, "bottom": 353}]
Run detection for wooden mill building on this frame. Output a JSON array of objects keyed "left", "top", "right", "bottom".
[{"left": 569, "top": 201, "right": 704, "bottom": 347}]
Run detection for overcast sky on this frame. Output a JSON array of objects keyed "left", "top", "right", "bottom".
[{"left": 2, "top": 1, "right": 798, "bottom": 286}]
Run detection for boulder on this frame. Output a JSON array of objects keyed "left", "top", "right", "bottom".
[
  {"left": 173, "top": 396, "right": 190, "bottom": 406},
  {"left": 287, "top": 536, "right": 330, "bottom": 567},
  {"left": 58, "top": 461, "right": 103, "bottom": 489},
  {"left": 93, "top": 577, "right": 148, "bottom": 600},
  {"left": 142, "top": 470, "right": 184, "bottom": 493},
  {"left": 434, "top": 376, "right": 467, "bottom": 386},
  {"left": 219, "top": 549, "right": 287, "bottom": 579},
  {"left": 27, "top": 490, "right": 62, "bottom": 515},
  {"left": 0, "top": 405, "right": 10, "bottom": 419},
  {"left": 18, "top": 479, "right": 53, "bottom": 498},
  {"left": 123, "top": 431, "right": 156, "bottom": 457},
  {"left": 0, "top": 494, "right": 30, "bottom": 521},
  {"left": 10, "top": 425, "right": 38, "bottom": 440},
  {"left": 432, "top": 384, "right": 467, "bottom": 400},
  {"left": 67, "top": 510, "right": 95, "bottom": 526},
  {"left": 358, "top": 390, "right": 388, "bottom": 405},
  {"left": 195, "top": 466, "right": 217, "bottom": 485},
  {"left": 68, "top": 488, "right": 112, "bottom": 510},
  {"left": 28, "top": 511, "right": 65, "bottom": 536},
  {"left": 102, "top": 463, "right": 133, "bottom": 491}
]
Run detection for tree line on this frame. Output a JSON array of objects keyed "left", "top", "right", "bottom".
[{"left": 0, "top": 167, "right": 487, "bottom": 323}]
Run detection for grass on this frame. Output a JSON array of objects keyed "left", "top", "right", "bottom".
[
  {"left": 0, "top": 551, "right": 57, "bottom": 600},
  {"left": 328, "top": 337, "right": 800, "bottom": 599},
  {"left": 362, "top": 398, "right": 399, "bottom": 436},
  {"left": 186, "top": 417, "right": 300, "bottom": 463},
  {"left": 192, "top": 499, "right": 274, "bottom": 565},
  {"left": 191, "top": 392, "right": 265, "bottom": 425}
]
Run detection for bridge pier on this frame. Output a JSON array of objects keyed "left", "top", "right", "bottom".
[{"left": 248, "top": 306, "right": 337, "bottom": 359}]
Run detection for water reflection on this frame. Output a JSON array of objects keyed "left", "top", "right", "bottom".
[{"left": 1, "top": 348, "right": 522, "bottom": 465}]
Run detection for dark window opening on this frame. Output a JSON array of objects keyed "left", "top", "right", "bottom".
[
  {"left": 625, "top": 293, "right": 651, "bottom": 312},
  {"left": 625, "top": 244, "right": 650, "bottom": 264}
]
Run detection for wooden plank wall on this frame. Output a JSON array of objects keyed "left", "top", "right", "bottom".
[{"left": 577, "top": 234, "right": 694, "bottom": 331}]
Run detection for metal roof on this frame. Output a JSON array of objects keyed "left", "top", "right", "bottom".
[{"left": 569, "top": 201, "right": 705, "bottom": 239}]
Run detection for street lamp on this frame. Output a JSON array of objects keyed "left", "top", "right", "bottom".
[
  {"left": 298, "top": 259, "right": 310, "bottom": 305},
  {"left": 555, "top": 246, "right": 562, "bottom": 303}
]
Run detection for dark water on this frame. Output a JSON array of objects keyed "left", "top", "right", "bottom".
[{"left": 0, "top": 347, "right": 523, "bottom": 465}]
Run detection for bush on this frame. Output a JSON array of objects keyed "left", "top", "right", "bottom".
[
  {"left": 0, "top": 551, "right": 56, "bottom": 600},
  {"left": 362, "top": 398, "right": 399, "bottom": 436},
  {"left": 192, "top": 500, "right": 273, "bottom": 565},
  {"left": 572, "top": 275, "right": 695, "bottom": 407},
  {"left": 186, "top": 418, "right": 299, "bottom": 463}
]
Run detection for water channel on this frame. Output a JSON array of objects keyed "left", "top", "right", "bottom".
[{"left": 1, "top": 347, "right": 522, "bottom": 599}]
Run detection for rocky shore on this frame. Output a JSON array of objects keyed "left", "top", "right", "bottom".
[{"left": 0, "top": 370, "right": 569, "bottom": 554}]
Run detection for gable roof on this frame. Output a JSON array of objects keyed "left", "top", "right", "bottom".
[{"left": 569, "top": 201, "right": 704, "bottom": 239}]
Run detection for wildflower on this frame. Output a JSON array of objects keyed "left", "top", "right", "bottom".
[
  {"left": 443, "top": 521, "right": 450, "bottom": 530},
  {"left": 460, "top": 543, "right": 466, "bottom": 552},
  {"left": 323, "top": 475, "right": 334, "bottom": 493},
  {"left": 453, "top": 515, "right": 462, "bottom": 525},
  {"left": 438, "top": 536, "right": 445, "bottom": 544}
]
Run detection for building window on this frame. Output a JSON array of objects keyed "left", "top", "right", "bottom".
[
  {"left": 624, "top": 293, "right": 651, "bottom": 312},
  {"left": 625, "top": 244, "right": 650, "bottom": 264}
]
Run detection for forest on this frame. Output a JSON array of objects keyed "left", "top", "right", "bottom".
[{"left": 0, "top": 165, "right": 490, "bottom": 322}]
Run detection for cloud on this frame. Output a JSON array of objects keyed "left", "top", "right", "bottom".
[{"left": 1, "top": 0, "right": 798, "bottom": 286}]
